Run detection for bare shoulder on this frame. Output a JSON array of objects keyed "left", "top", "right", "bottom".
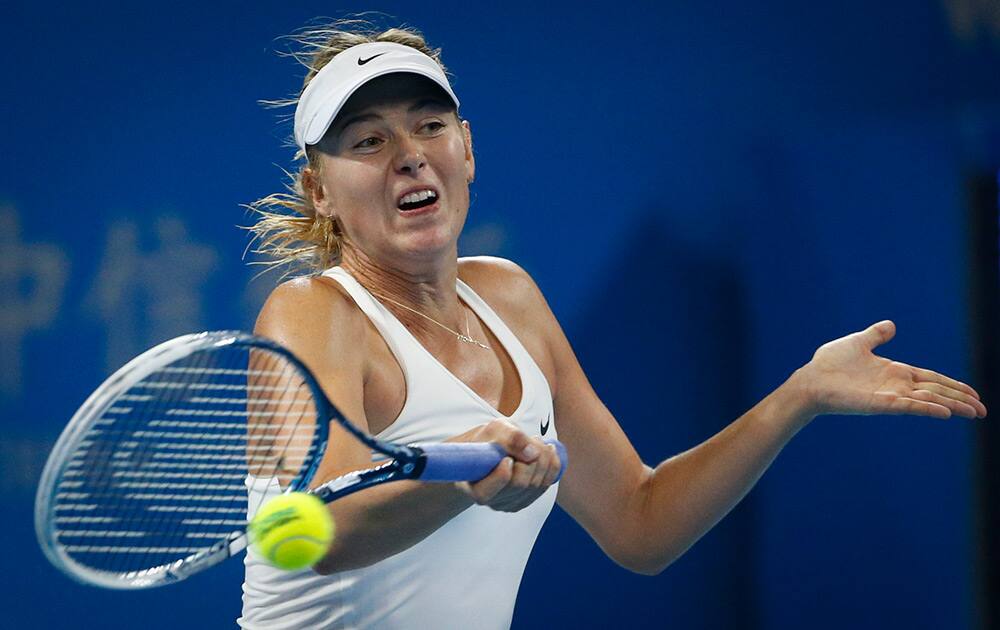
[
  {"left": 457, "top": 256, "right": 548, "bottom": 318},
  {"left": 459, "top": 256, "right": 563, "bottom": 393},
  {"left": 254, "top": 275, "right": 366, "bottom": 352}
]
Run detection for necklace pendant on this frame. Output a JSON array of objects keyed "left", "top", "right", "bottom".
[{"left": 457, "top": 333, "right": 490, "bottom": 350}]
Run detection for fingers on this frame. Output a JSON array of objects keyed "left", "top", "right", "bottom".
[
  {"left": 461, "top": 459, "right": 550, "bottom": 513},
  {"left": 897, "top": 362, "right": 988, "bottom": 418},
  {"left": 512, "top": 438, "right": 558, "bottom": 489},
  {"left": 490, "top": 488, "right": 547, "bottom": 512},
  {"left": 456, "top": 457, "right": 514, "bottom": 504},
  {"left": 909, "top": 365, "right": 984, "bottom": 402},
  {"left": 454, "top": 420, "right": 563, "bottom": 513},
  {"left": 484, "top": 419, "right": 539, "bottom": 463},
  {"left": 541, "top": 443, "right": 563, "bottom": 486},
  {"left": 874, "top": 391, "right": 952, "bottom": 419},
  {"left": 911, "top": 382, "right": 988, "bottom": 418}
]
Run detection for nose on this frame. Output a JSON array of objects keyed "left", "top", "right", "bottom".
[{"left": 393, "top": 137, "right": 426, "bottom": 174}]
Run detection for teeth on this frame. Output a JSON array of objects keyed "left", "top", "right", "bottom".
[{"left": 399, "top": 190, "right": 436, "bottom": 206}]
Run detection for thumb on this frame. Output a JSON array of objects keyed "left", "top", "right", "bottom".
[{"left": 860, "top": 319, "right": 895, "bottom": 349}]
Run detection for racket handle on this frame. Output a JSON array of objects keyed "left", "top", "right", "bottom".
[{"left": 414, "top": 438, "right": 567, "bottom": 483}]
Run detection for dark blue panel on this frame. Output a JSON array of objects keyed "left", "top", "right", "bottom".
[{"left": 2, "top": 0, "right": 996, "bottom": 627}]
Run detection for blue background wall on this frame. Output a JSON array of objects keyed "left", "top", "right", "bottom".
[{"left": 2, "top": 1, "right": 997, "bottom": 628}]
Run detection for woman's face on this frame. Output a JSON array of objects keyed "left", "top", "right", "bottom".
[{"left": 308, "top": 74, "right": 475, "bottom": 269}]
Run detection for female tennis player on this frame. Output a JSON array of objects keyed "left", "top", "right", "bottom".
[{"left": 238, "top": 20, "right": 988, "bottom": 630}]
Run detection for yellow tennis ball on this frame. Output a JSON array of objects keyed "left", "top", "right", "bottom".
[{"left": 250, "top": 493, "right": 335, "bottom": 571}]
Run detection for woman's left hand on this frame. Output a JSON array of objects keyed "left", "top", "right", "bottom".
[{"left": 794, "top": 320, "right": 988, "bottom": 420}]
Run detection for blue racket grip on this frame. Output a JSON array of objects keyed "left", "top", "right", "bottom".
[{"left": 414, "top": 438, "right": 567, "bottom": 483}]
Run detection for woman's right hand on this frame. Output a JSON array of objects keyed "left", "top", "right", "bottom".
[{"left": 449, "top": 419, "right": 562, "bottom": 512}]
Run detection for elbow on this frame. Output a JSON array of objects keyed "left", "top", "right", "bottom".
[
  {"left": 311, "top": 556, "right": 338, "bottom": 576},
  {"left": 627, "top": 561, "right": 670, "bottom": 577},
  {"left": 312, "top": 552, "right": 370, "bottom": 576},
  {"left": 609, "top": 469, "right": 676, "bottom": 576},
  {"left": 311, "top": 539, "right": 377, "bottom": 575},
  {"left": 613, "top": 549, "right": 676, "bottom": 576},
  {"left": 603, "top": 526, "right": 678, "bottom": 576},
  {"left": 311, "top": 546, "right": 343, "bottom": 576}
]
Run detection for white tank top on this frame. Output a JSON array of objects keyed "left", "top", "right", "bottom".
[{"left": 239, "top": 265, "right": 557, "bottom": 630}]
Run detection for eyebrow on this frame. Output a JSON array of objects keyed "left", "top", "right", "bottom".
[{"left": 337, "top": 98, "right": 453, "bottom": 134}]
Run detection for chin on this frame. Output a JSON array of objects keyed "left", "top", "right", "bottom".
[{"left": 396, "top": 229, "right": 458, "bottom": 260}]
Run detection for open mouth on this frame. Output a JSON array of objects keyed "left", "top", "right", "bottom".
[{"left": 397, "top": 189, "right": 438, "bottom": 212}]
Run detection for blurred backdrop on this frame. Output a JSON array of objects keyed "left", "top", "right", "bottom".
[{"left": 2, "top": 1, "right": 998, "bottom": 628}]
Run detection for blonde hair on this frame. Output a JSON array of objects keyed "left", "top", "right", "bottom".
[{"left": 244, "top": 19, "right": 450, "bottom": 277}]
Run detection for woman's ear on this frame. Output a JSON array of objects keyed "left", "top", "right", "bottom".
[
  {"left": 302, "top": 165, "right": 333, "bottom": 218},
  {"left": 462, "top": 120, "right": 475, "bottom": 184}
]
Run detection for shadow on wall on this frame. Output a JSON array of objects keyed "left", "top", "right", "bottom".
[{"left": 516, "top": 212, "right": 759, "bottom": 629}]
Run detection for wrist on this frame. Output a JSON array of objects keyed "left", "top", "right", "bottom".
[{"left": 768, "top": 368, "right": 820, "bottom": 434}]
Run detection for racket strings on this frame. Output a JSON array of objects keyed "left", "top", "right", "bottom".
[
  {"left": 77, "top": 346, "right": 224, "bottom": 570},
  {"left": 51, "top": 344, "right": 321, "bottom": 576}
]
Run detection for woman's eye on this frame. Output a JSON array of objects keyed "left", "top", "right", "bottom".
[
  {"left": 354, "top": 137, "right": 382, "bottom": 149},
  {"left": 422, "top": 121, "right": 445, "bottom": 133}
]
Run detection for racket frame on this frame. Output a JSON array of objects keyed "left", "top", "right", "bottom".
[{"left": 35, "top": 331, "right": 428, "bottom": 589}]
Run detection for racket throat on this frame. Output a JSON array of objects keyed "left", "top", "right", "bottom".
[{"left": 311, "top": 455, "right": 425, "bottom": 504}]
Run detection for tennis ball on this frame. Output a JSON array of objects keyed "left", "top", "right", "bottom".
[{"left": 249, "top": 493, "right": 335, "bottom": 571}]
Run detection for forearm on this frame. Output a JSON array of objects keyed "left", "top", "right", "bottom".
[
  {"left": 625, "top": 370, "right": 815, "bottom": 574},
  {"left": 313, "top": 476, "right": 473, "bottom": 574}
]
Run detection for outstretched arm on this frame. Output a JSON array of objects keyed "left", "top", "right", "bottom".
[{"left": 538, "top": 293, "right": 987, "bottom": 573}]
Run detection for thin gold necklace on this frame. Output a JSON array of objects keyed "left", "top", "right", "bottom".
[{"left": 371, "top": 291, "right": 490, "bottom": 350}]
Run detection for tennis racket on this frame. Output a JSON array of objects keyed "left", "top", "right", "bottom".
[{"left": 35, "top": 331, "right": 566, "bottom": 589}]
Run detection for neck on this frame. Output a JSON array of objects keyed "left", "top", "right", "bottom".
[{"left": 339, "top": 242, "right": 461, "bottom": 340}]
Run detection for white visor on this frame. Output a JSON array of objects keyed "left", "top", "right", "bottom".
[{"left": 293, "top": 41, "right": 460, "bottom": 152}]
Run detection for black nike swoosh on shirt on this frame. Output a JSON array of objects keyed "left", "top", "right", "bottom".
[
  {"left": 540, "top": 414, "right": 550, "bottom": 436},
  {"left": 358, "top": 53, "right": 387, "bottom": 65}
]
